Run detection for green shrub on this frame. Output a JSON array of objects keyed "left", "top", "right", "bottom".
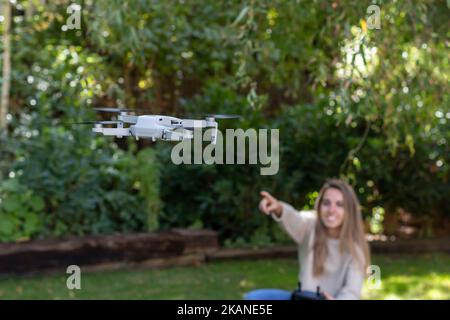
[
  {"left": 128, "top": 147, "right": 162, "bottom": 232},
  {"left": 0, "top": 178, "right": 45, "bottom": 242},
  {"left": 0, "top": 125, "right": 163, "bottom": 242}
]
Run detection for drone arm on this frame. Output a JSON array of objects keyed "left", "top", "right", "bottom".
[
  {"left": 162, "top": 129, "right": 193, "bottom": 141},
  {"left": 180, "top": 119, "right": 218, "bottom": 144},
  {"left": 118, "top": 115, "right": 138, "bottom": 124},
  {"left": 180, "top": 119, "right": 208, "bottom": 128},
  {"left": 92, "top": 127, "right": 131, "bottom": 137}
]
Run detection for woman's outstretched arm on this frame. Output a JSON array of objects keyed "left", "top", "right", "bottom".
[{"left": 259, "top": 191, "right": 316, "bottom": 245}]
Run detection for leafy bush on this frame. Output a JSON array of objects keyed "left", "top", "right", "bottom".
[
  {"left": 128, "top": 147, "right": 162, "bottom": 232},
  {"left": 0, "top": 125, "right": 161, "bottom": 242},
  {"left": 0, "top": 178, "right": 45, "bottom": 242}
]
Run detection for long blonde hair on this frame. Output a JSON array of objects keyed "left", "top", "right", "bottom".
[{"left": 312, "top": 179, "right": 370, "bottom": 277}]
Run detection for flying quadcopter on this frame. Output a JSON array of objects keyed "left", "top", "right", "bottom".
[{"left": 76, "top": 108, "right": 240, "bottom": 145}]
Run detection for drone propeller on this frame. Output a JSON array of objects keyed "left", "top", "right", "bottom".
[
  {"left": 205, "top": 114, "right": 241, "bottom": 119},
  {"left": 93, "top": 107, "right": 135, "bottom": 113},
  {"left": 93, "top": 108, "right": 241, "bottom": 119},
  {"left": 179, "top": 112, "right": 241, "bottom": 119},
  {"left": 70, "top": 120, "right": 122, "bottom": 125}
]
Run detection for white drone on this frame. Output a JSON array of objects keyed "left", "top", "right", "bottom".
[{"left": 77, "top": 108, "right": 240, "bottom": 144}]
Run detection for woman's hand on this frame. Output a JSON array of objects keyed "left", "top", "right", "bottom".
[
  {"left": 322, "top": 292, "right": 335, "bottom": 300},
  {"left": 259, "top": 191, "right": 283, "bottom": 218}
]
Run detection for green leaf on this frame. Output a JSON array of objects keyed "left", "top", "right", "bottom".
[
  {"left": 29, "top": 196, "right": 45, "bottom": 212},
  {"left": 232, "top": 6, "right": 249, "bottom": 26},
  {"left": 2, "top": 195, "right": 21, "bottom": 213},
  {"left": 0, "top": 179, "right": 21, "bottom": 193},
  {"left": 0, "top": 215, "right": 17, "bottom": 236},
  {"left": 23, "top": 213, "right": 41, "bottom": 235}
]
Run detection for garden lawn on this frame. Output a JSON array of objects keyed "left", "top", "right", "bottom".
[{"left": 0, "top": 254, "right": 448, "bottom": 300}]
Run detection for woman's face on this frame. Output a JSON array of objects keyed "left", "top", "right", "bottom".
[{"left": 319, "top": 188, "right": 345, "bottom": 233}]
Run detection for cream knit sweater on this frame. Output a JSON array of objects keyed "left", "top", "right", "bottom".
[{"left": 273, "top": 201, "right": 366, "bottom": 300}]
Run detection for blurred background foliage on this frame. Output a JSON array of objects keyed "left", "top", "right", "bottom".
[{"left": 0, "top": 0, "right": 448, "bottom": 244}]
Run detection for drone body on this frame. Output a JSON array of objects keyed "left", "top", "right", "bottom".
[{"left": 86, "top": 109, "right": 238, "bottom": 145}]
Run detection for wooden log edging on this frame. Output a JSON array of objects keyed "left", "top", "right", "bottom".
[
  {"left": 1, "top": 230, "right": 449, "bottom": 276},
  {"left": 369, "top": 237, "right": 450, "bottom": 254},
  {"left": 0, "top": 229, "right": 219, "bottom": 276},
  {"left": 206, "top": 237, "right": 450, "bottom": 262}
]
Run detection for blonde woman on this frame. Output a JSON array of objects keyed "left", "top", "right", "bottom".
[{"left": 245, "top": 179, "right": 370, "bottom": 300}]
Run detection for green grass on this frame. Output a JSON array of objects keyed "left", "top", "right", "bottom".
[{"left": 0, "top": 254, "right": 449, "bottom": 300}]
